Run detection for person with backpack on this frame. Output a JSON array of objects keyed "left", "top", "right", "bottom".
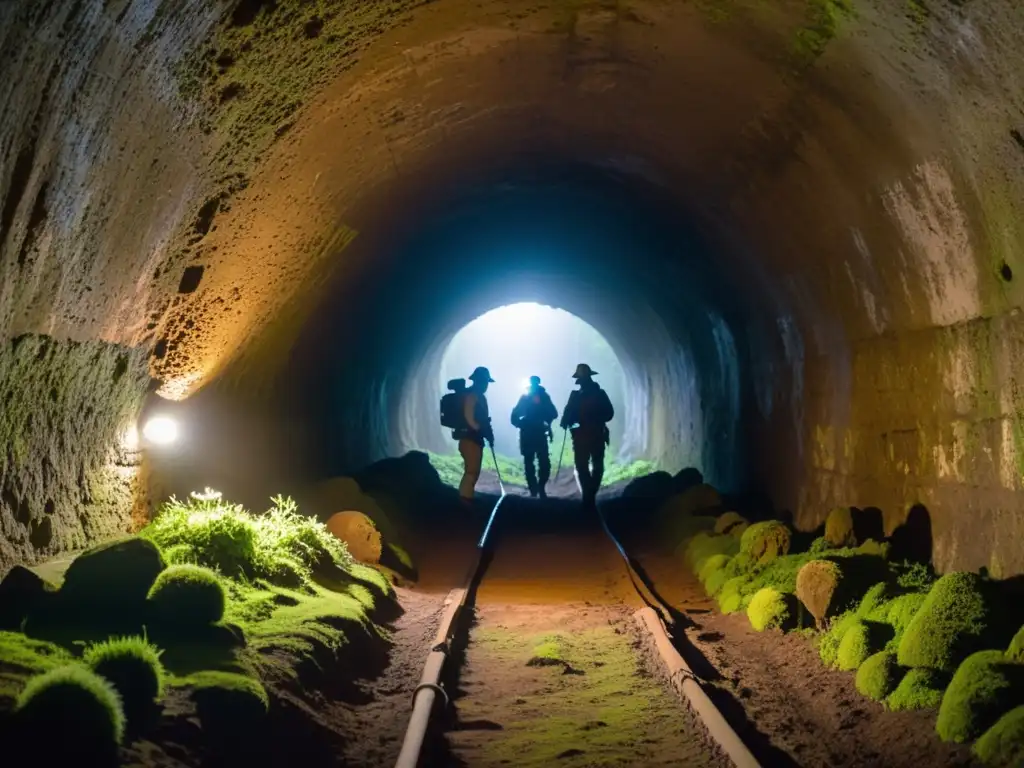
[
  {"left": 559, "top": 363, "right": 614, "bottom": 509},
  {"left": 440, "top": 366, "right": 495, "bottom": 508},
  {"left": 511, "top": 375, "right": 558, "bottom": 498}
]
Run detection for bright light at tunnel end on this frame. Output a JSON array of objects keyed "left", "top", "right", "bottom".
[{"left": 142, "top": 416, "right": 179, "bottom": 446}]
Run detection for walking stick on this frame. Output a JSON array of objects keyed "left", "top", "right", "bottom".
[
  {"left": 553, "top": 427, "right": 567, "bottom": 483},
  {"left": 488, "top": 442, "right": 506, "bottom": 497}
]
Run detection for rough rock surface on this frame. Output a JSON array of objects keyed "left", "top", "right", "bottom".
[
  {"left": 796, "top": 559, "right": 844, "bottom": 627},
  {"left": 326, "top": 511, "right": 383, "bottom": 564},
  {"left": 2, "top": 0, "right": 1024, "bottom": 577}
]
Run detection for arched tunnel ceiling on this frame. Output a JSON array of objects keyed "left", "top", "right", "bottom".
[{"left": 1, "top": 0, "right": 1024, "bottom": 575}]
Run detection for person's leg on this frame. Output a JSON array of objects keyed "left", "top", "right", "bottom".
[
  {"left": 573, "top": 438, "right": 592, "bottom": 500},
  {"left": 537, "top": 438, "right": 551, "bottom": 498},
  {"left": 591, "top": 442, "right": 606, "bottom": 500},
  {"left": 458, "top": 438, "right": 483, "bottom": 504},
  {"left": 523, "top": 444, "right": 538, "bottom": 497}
]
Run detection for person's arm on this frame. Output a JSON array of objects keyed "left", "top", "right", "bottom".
[
  {"left": 544, "top": 395, "right": 558, "bottom": 424},
  {"left": 602, "top": 390, "right": 615, "bottom": 422},
  {"left": 511, "top": 397, "right": 524, "bottom": 428},
  {"left": 560, "top": 393, "right": 576, "bottom": 430},
  {"left": 463, "top": 392, "right": 480, "bottom": 432},
  {"left": 479, "top": 396, "right": 493, "bottom": 443}
]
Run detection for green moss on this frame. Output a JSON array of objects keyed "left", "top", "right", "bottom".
[
  {"left": 837, "top": 619, "right": 890, "bottom": 671},
  {"left": 714, "top": 511, "right": 748, "bottom": 535},
  {"left": 897, "top": 572, "right": 994, "bottom": 671},
  {"left": 83, "top": 636, "right": 164, "bottom": 722},
  {"left": 885, "top": 592, "right": 928, "bottom": 638},
  {"left": 705, "top": 568, "right": 730, "bottom": 597},
  {"left": 808, "top": 537, "right": 834, "bottom": 555},
  {"left": 386, "top": 543, "right": 414, "bottom": 571},
  {"left": 819, "top": 612, "right": 859, "bottom": 666},
  {"left": 717, "top": 576, "right": 747, "bottom": 614},
  {"left": 1007, "top": 625, "right": 1024, "bottom": 663},
  {"left": 974, "top": 705, "right": 1024, "bottom": 767},
  {"left": 685, "top": 532, "right": 739, "bottom": 573},
  {"left": 699, "top": 554, "right": 732, "bottom": 584},
  {"left": 887, "top": 667, "right": 949, "bottom": 711},
  {"left": 60, "top": 537, "right": 166, "bottom": 621},
  {"left": 148, "top": 564, "right": 227, "bottom": 627},
  {"left": 740, "top": 521, "right": 792, "bottom": 564},
  {"left": 0, "top": 630, "right": 72, "bottom": 706},
  {"left": 527, "top": 633, "right": 569, "bottom": 667},
  {"left": 937, "top": 650, "right": 1024, "bottom": 743},
  {"left": 790, "top": 0, "right": 855, "bottom": 69},
  {"left": 15, "top": 664, "right": 125, "bottom": 760},
  {"left": 747, "top": 588, "right": 792, "bottom": 632},
  {"left": 143, "top": 491, "right": 353, "bottom": 587},
  {"left": 855, "top": 651, "right": 905, "bottom": 701},
  {"left": 825, "top": 506, "right": 856, "bottom": 547},
  {"left": 186, "top": 670, "right": 269, "bottom": 736}
]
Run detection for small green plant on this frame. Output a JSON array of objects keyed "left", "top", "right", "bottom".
[
  {"left": 698, "top": 554, "right": 732, "bottom": 584},
  {"left": 148, "top": 564, "right": 226, "bottom": 627},
  {"left": 855, "top": 651, "right": 904, "bottom": 701},
  {"left": 83, "top": 636, "right": 164, "bottom": 723},
  {"left": 973, "top": 705, "right": 1024, "bottom": 767},
  {"left": 747, "top": 588, "right": 791, "bottom": 632},
  {"left": 15, "top": 665, "right": 125, "bottom": 760},
  {"left": 142, "top": 489, "right": 352, "bottom": 585},
  {"left": 808, "top": 537, "right": 833, "bottom": 555},
  {"left": 937, "top": 650, "right": 1024, "bottom": 743},
  {"left": 819, "top": 612, "right": 859, "bottom": 666},
  {"left": 1007, "top": 625, "right": 1024, "bottom": 663},
  {"left": 887, "top": 667, "right": 948, "bottom": 711}
]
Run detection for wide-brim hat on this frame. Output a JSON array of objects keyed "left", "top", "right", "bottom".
[
  {"left": 572, "top": 363, "right": 597, "bottom": 378},
  {"left": 469, "top": 366, "right": 495, "bottom": 383}
]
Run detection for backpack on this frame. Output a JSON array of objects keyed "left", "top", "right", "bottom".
[{"left": 440, "top": 379, "right": 468, "bottom": 430}]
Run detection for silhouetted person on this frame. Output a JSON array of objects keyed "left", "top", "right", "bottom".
[
  {"left": 453, "top": 366, "right": 494, "bottom": 508},
  {"left": 511, "top": 375, "right": 558, "bottom": 498},
  {"left": 560, "top": 363, "right": 614, "bottom": 509}
]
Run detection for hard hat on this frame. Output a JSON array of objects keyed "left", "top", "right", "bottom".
[
  {"left": 572, "top": 363, "right": 598, "bottom": 379},
  {"left": 468, "top": 366, "right": 495, "bottom": 383},
  {"left": 529, "top": 375, "right": 541, "bottom": 386}
]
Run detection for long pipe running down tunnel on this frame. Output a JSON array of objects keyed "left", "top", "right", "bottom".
[{"left": 2, "top": 0, "right": 1024, "bottom": 578}]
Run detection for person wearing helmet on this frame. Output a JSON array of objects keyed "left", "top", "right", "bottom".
[
  {"left": 454, "top": 366, "right": 495, "bottom": 507},
  {"left": 511, "top": 375, "right": 558, "bottom": 498},
  {"left": 559, "top": 363, "right": 614, "bottom": 509}
]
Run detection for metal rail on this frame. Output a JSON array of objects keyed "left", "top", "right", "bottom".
[{"left": 394, "top": 491, "right": 761, "bottom": 768}]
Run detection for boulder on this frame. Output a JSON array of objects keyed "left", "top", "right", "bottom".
[
  {"left": 60, "top": 538, "right": 165, "bottom": 620},
  {"left": 796, "top": 559, "right": 843, "bottom": 626},
  {"left": 0, "top": 565, "right": 56, "bottom": 630},
  {"left": 739, "top": 520, "right": 791, "bottom": 564},
  {"left": 714, "top": 511, "right": 748, "bottom": 535},
  {"left": 326, "top": 511, "right": 382, "bottom": 564},
  {"left": 672, "top": 467, "right": 704, "bottom": 493},
  {"left": 824, "top": 507, "right": 856, "bottom": 547}
]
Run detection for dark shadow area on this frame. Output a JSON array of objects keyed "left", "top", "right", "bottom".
[
  {"left": 890, "top": 504, "right": 933, "bottom": 564},
  {"left": 701, "top": 684, "right": 802, "bottom": 768},
  {"left": 852, "top": 506, "right": 886, "bottom": 543}
]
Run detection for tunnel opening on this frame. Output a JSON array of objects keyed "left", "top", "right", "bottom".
[{"left": 406, "top": 300, "right": 654, "bottom": 494}]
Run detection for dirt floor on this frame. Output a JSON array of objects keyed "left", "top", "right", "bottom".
[
  {"left": 627, "top": 537, "right": 982, "bottom": 768},
  {"left": 429, "top": 498, "right": 729, "bottom": 768}
]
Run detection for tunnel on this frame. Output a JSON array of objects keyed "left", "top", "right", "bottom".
[{"left": 1, "top": 0, "right": 1024, "bottom": 765}]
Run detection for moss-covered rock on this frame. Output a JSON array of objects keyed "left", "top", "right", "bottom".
[
  {"left": 747, "top": 588, "right": 792, "bottom": 632},
  {"left": 14, "top": 664, "right": 125, "bottom": 764},
  {"left": 837, "top": 619, "right": 890, "bottom": 671},
  {"left": 886, "top": 592, "right": 927, "bottom": 638},
  {"left": 705, "top": 567, "right": 730, "bottom": 596},
  {"left": 796, "top": 559, "right": 843, "bottom": 626},
  {"left": 0, "top": 565, "right": 55, "bottom": 630},
  {"left": 974, "top": 705, "right": 1024, "bottom": 768},
  {"left": 60, "top": 537, "right": 166, "bottom": 620},
  {"left": 937, "top": 650, "right": 1024, "bottom": 744},
  {"left": 855, "top": 651, "right": 904, "bottom": 701},
  {"left": 1007, "top": 625, "right": 1024, "bottom": 663},
  {"left": 684, "top": 532, "right": 739, "bottom": 573},
  {"left": 825, "top": 506, "right": 857, "bottom": 547},
  {"left": 887, "top": 667, "right": 949, "bottom": 711},
  {"left": 189, "top": 670, "right": 269, "bottom": 737},
  {"left": 856, "top": 539, "right": 891, "bottom": 559},
  {"left": 83, "top": 636, "right": 164, "bottom": 725},
  {"left": 819, "top": 612, "right": 858, "bottom": 666},
  {"left": 718, "top": 576, "right": 747, "bottom": 614},
  {"left": 325, "top": 510, "right": 382, "bottom": 564},
  {"left": 147, "top": 564, "right": 226, "bottom": 627},
  {"left": 740, "top": 521, "right": 791, "bottom": 564},
  {"left": 897, "top": 572, "right": 994, "bottom": 672},
  {"left": 714, "top": 511, "right": 747, "bottom": 535},
  {"left": 699, "top": 554, "right": 732, "bottom": 584}
]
